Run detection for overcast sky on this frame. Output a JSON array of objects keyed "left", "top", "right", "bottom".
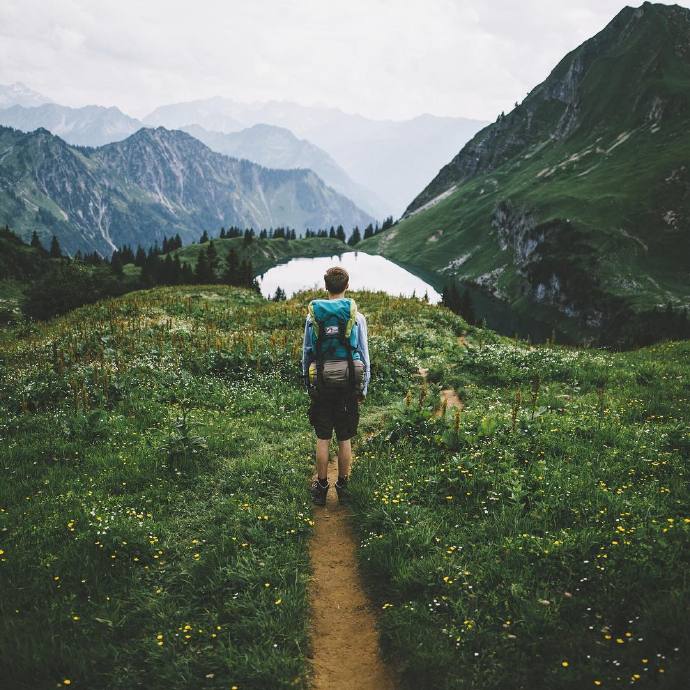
[{"left": 0, "top": 0, "right": 686, "bottom": 122}]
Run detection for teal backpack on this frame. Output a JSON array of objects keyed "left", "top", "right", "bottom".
[{"left": 307, "top": 298, "right": 362, "bottom": 390}]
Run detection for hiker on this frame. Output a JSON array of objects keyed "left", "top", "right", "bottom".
[{"left": 302, "top": 266, "right": 370, "bottom": 505}]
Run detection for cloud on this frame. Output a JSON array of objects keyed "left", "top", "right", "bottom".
[{"left": 0, "top": 0, "right": 686, "bottom": 121}]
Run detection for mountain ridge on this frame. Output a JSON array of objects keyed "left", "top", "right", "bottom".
[
  {"left": 0, "top": 103, "right": 141, "bottom": 147},
  {"left": 179, "top": 123, "right": 385, "bottom": 218},
  {"left": 0, "top": 124, "right": 373, "bottom": 256},
  {"left": 0, "top": 82, "right": 52, "bottom": 109},
  {"left": 406, "top": 1, "right": 690, "bottom": 214},
  {"left": 144, "top": 98, "right": 487, "bottom": 215}
]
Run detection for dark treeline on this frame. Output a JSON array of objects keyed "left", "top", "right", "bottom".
[
  {"left": 191, "top": 241, "right": 258, "bottom": 290},
  {"left": 441, "top": 277, "right": 690, "bottom": 349},
  {"left": 302, "top": 218, "right": 392, "bottom": 245},
  {"left": 3, "top": 219, "right": 394, "bottom": 322},
  {"left": 442, "top": 281, "right": 477, "bottom": 326},
  {"left": 3, "top": 228, "right": 259, "bottom": 321}
]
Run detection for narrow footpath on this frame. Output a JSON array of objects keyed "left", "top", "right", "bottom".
[{"left": 308, "top": 454, "right": 395, "bottom": 690}]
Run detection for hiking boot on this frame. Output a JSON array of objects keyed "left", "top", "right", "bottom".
[
  {"left": 334, "top": 477, "right": 349, "bottom": 503},
  {"left": 310, "top": 479, "right": 329, "bottom": 506}
]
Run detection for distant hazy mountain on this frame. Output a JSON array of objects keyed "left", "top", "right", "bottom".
[
  {"left": 145, "top": 100, "right": 487, "bottom": 215},
  {"left": 0, "top": 125, "right": 373, "bottom": 256},
  {"left": 0, "top": 103, "right": 142, "bottom": 147},
  {"left": 0, "top": 82, "right": 52, "bottom": 109},
  {"left": 181, "top": 123, "right": 385, "bottom": 218},
  {"left": 144, "top": 97, "right": 244, "bottom": 133}
]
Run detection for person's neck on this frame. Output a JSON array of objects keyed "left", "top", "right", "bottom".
[{"left": 328, "top": 292, "right": 346, "bottom": 300}]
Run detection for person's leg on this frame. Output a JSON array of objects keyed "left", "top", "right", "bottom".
[
  {"left": 337, "top": 439, "right": 352, "bottom": 479},
  {"left": 316, "top": 438, "right": 330, "bottom": 481}
]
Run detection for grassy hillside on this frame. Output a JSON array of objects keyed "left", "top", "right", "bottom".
[
  {"left": 170, "top": 236, "right": 350, "bottom": 277},
  {"left": 360, "top": 121, "right": 690, "bottom": 343},
  {"left": 0, "top": 286, "right": 688, "bottom": 688},
  {"left": 361, "top": 3, "right": 690, "bottom": 345}
]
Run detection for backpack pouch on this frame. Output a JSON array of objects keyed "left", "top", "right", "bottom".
[{"left": 310, "top": 359, "right": 364, "bottom": 392}]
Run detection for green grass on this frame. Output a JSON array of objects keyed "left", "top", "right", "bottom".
[
  {"left": 1, "top": 285, "right": 688, "bottom": 689},
  {"left": 350, "top": 334, "right": 690, "bottom": 689},
  {"left": 0, "top": 287, "right": 319, "bottom": 689}
]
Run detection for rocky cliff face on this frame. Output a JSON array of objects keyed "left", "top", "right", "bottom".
[
  {"left": 0, "top": 126, "right": 373, "bottom": 256},
  {"left": 489, "top": 201, "right": 600, "bottom": 320}
]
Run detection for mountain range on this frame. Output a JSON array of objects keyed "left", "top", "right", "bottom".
[
  {"left": 0, "top": 125, "right": 372, "bottom": 256},
  {"left": 361, "top": 1, "right": 690, "bottom": 343},
  {"left": 0, "top": 92, "right": 486, "bottom": 218},
  {"left": 0, "top": 82, "right": 51, "bottom": 109},
  {"left": 0, "top": 103, "right": 142, "bottom": 147},
  {"left": 179, "top": 123, "right": 384, "bottom": 217},
  {"left": 0, "top": 101, "right": 380, "bottom": 215},
  {"left": 144, "top": 100, "right": 487, "bottom": 215}
]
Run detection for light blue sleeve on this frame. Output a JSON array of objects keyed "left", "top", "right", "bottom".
[
  {"left": 302, "top": 316, "right": 313, "bottom": 387},
  {"left": 357, "top": 313, "right": 371, "bottom": 396}
]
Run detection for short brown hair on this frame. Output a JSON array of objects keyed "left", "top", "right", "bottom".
[{"left": 324, "top": 266, "right": 349, "bottom": 294}]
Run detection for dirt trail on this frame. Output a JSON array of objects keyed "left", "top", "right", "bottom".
[
  {"left": 309, "top": 455, "right": 395, "bottom": 690},
  {"left": 417, "top": 367, "right": 463, "bottom": 416},
  {"left": 439, "top": 387, "right": 463, "bottom": 413}
]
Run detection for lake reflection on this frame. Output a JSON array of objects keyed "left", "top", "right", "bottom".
[{"left": 258, "top": 251, "right": 442, "bottom": 302}]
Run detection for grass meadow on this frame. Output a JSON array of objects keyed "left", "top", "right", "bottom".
[
  {"left": 0, "top": 286, "right": 688, "bottom": 689},
  {"left": 351, "top": 332, "right": 690, "bottom": 688}
]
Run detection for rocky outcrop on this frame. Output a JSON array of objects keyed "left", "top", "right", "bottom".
[
  {"left": 490, "top": 201, "right": 541, "bottom": 264},
  {"left": 489, "top": 200, "right": 604, "bottom": 319}
]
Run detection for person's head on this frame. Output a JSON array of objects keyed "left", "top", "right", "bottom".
[{"left": 324, "top": 266, "right": 349, "bottom": 296}]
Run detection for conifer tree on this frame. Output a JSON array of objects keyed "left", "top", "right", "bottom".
[
  {"left": 195, "top": 248, "right": 213, "bottom": 283},
  {"left": 49, "top": 235, "right": 62, "bottom": 258},
  {"left": 206, "top": 241, "right": 219, "bottom": 280},
  {"left": 110, "top": 252, "right": 124, "bottom": 275},
  {"left": 381, "top": 216, "right": 394, "bottom": 231},
  {"left": 134, "top": 246, "right": 147, "bottom": 267},
  {"left": 459, "top": 289, "right": 476, "bottom": 325},
  {"left": 30, "top": 231, "right": 45, "bottom": 253},
  {"left": 222, "top": 248, "right": 240, "bottom": 285}
]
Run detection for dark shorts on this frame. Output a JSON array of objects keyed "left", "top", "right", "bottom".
[{"left": 307, "top": 390, "right": 360, "bottom": 441}]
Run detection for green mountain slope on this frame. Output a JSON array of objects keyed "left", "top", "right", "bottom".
[
  {"left": 0, "top": 126, "right": 373, "bottom": 257},
  {"left": 361, "top": 2, "right": 690, "bottom": 344}
]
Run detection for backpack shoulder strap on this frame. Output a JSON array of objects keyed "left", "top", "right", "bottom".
[
  {"left": 308, "top": 302, "right": 319, "bottom": 338},
  {"left": 345, "top": 299, "right": 358, "bottom": 338}
]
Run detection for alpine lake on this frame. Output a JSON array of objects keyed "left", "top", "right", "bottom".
[{"left": 257, "top": 251, "right": 442, "bottom": 302}]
